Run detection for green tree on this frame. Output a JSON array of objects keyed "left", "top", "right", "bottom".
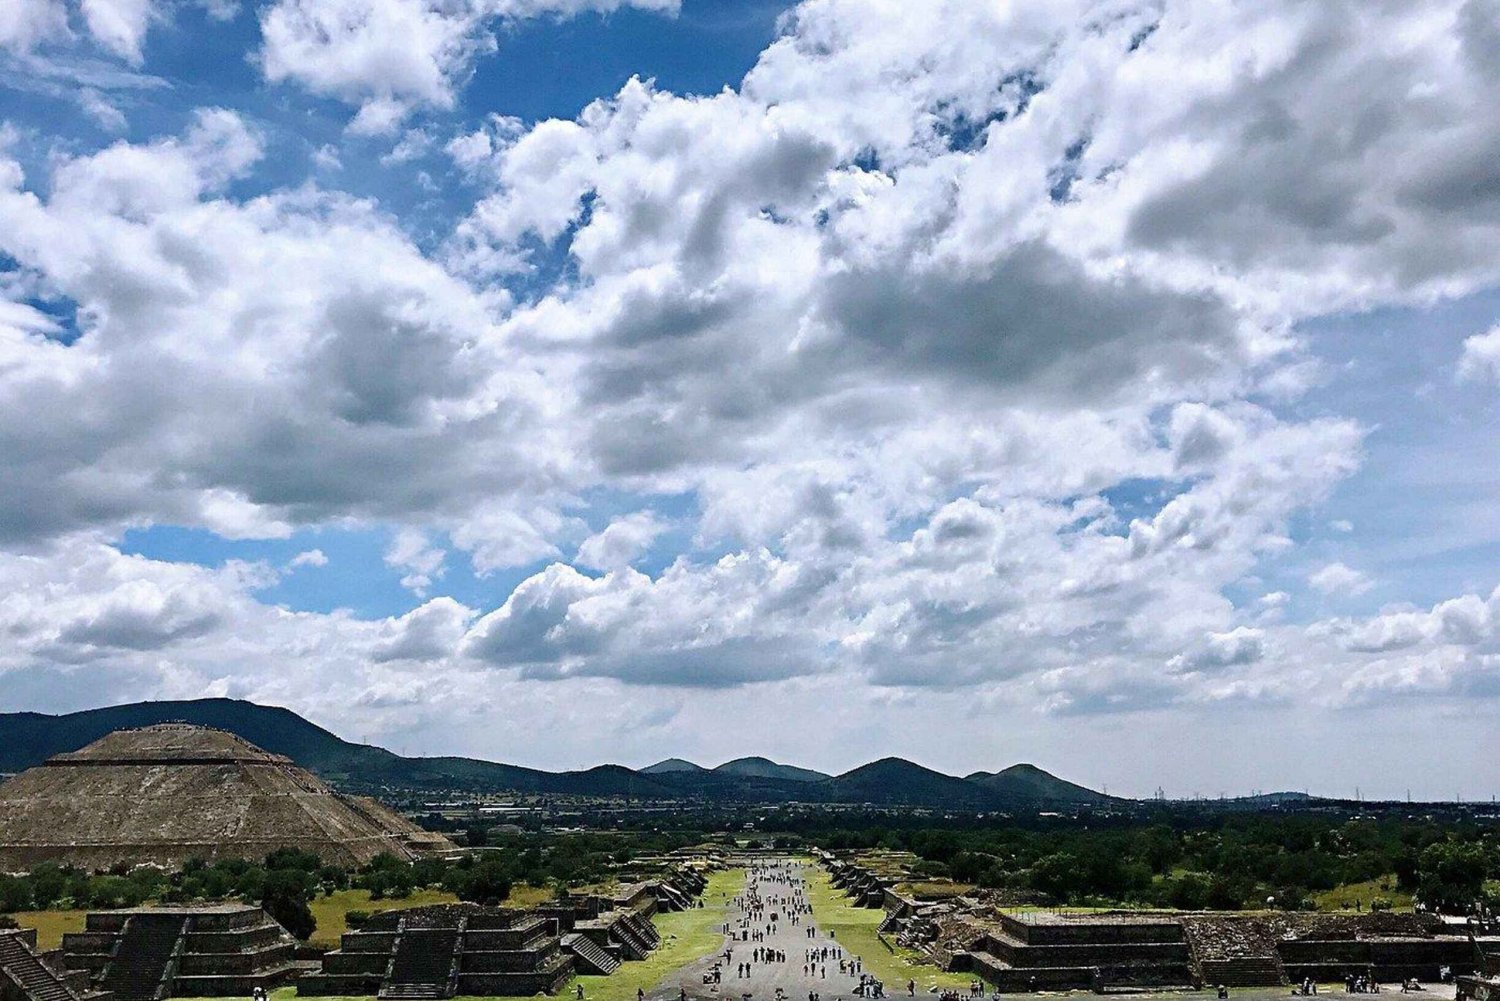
[
  {"left": 261, "top": 870, "right": 316, "bottom": 941},
  {"left": 1415, "top": 842, "right": 1488, "bottom": 912}
]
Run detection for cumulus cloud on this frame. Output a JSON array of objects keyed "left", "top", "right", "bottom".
[
  {"left": 288, "top": 548, "right": 328, "bottom": 569},
  {"left": 1309, "top": 562, "right": 1374, "bottom": 597},
  {"left": 574, "top": 511, "right": 667, "bottom": 571},
  {"left": 0, "top": 0, "right": 73, "bottom": 54},
  {"left": 371, "top": 596, "right": 474, "bottom": 662},
  {"left": 0, "top": 0, "right": 160, "bottom": 62},
  {"left": 1458, "top": 325, "right": 1500, "bottom": 384},
  {"left": 385, "top": 529, "right": 446, "bottom": 595},
  {"left": 1173, "top": 628, "right": 1266, "bottom": 673},
  {"left": 0, "top": 109, "right": 570, "bottom": 561},
  {"left": 257, "top": 0, "right": 680, "bottom": 133}
]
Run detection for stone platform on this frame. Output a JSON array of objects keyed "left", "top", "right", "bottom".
[
  {"left": 297, "top": 904, "right": 574, "bottom": 998},
  {"left": 59, "top": 905, "right": 298, "bottom": 1001}
]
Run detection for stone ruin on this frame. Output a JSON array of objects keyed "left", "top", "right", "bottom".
[
  {"left": 58, "top": 904, "right": 299, "bottom": 1001},
  {"left": 546, "top": 883, "right": 663, "bottom": 967},
  {"left": 0, "top": 927, "right": 110, "bottom": 1001},
  {"left": 821, "top": 848, "right": 1500, "bottom": 994},
  {"left": 297, "top": 904, "right": 574, "bottom": 999},
  {"left": 0, "top": 725, "right": 456, "bottom": 871},
  {"left": 299, "top": 869, "right": 706, "bottom": 997},
  {"left": 1456, "top": 944, "right": 1500, "bottom": 1001},
  {"left": 927, "top": 908, "right": 1500, "bottom": 992}
]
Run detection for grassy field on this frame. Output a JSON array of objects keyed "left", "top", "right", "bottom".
[
  {"left": 804, "top": 867, "right": 975, "bottom": 992},
  {"left": 1311, "top": 877, "right": 1413, "bottom": 913},
  {"left": 10, "top": 909, "right": 90, "bottom": 950},
  {"left": 308, "top": 887, "right": 462, "bottom": 946},
  {"left": 567, "top": 868, "right": 746, "bottom": 1001}
]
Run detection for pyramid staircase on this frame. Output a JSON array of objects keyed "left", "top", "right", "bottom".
[
  {"left": 624, "top": 912, "right": 660, "bottom": 950},
  {"left": 560, "top": 935, "right": 621, "bottom": 976},
  {"left": 379, "top": 922, "right": 460, "bottom": 1001},
  {"left": 1181, "top": 917, "right": 1288, "bottom": 988},
  {"left": 1199, "top": 957, "right": 1288, "bottom": 988},
  {"left": 99, "top": 916, "right": 185, "bottom": 1001},
  {"left": 608, "top": 916, "right": 654, "bottom": 961},
  {"left": 0, "top": 933, "right": 83, "bottom": 1001}
]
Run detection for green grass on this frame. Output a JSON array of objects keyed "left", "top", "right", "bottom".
[
  {"left": 308, "top": 887, "right": 461, "bottom": 946},
  {"left": 10, "top": 909, "right": 89, "bottom": 950},
  {"left": 1310, "top": 877, "right": 1413, "bottom": 913},
  {"left": 567, "top": 868, "right": 747, "bottom": 1001},
  {"left": 892, "top": 881, "right": 975, "bottom": 900},
  {"left": 804, "top": 868, "right": 974, "bottom": 992}
]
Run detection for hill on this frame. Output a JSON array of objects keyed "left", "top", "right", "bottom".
[
  {"left": 641, "top": 758, "right": 707, "bottom": 774},
  {"left": 965, "top": 763, "right": 1111, "bottom": 804},
  {"left": 826, "top": 757, "right": 991, "bottom": 807},
  {"left": 713, "top": 756, "right": 829, "bottom": 783}
]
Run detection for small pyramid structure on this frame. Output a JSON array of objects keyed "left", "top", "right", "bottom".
[{"left": 0, "top": 723, "right": 455, "bottom": 871}]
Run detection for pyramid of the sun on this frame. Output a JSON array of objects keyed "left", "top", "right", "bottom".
[{"left": 0, "top": 723, "right": 455, "bottom": 871}]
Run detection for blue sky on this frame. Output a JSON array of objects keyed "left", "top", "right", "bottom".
[{"left": 0, "top": 0, "right": 1497, "bottom": 795}]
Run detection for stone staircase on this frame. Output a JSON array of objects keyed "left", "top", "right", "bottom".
[
  {"left": 1200, "top": 957, "right": 1288, "bottom": 988},
  {"left": 379, "top": 927, "right": 460, "bottom": 1000},
  {"left": 608, "top": 917, "right": 653, "bottom": 961},
  {"left": 0, "top": 933, "right": 81, "bottom": 1001},
  {"left": 99, "top": 916, "right": 185, "bottom": 1001},
  {"left": 1181, "top": 917, "right": 1288, "bottom": 988},
  {"left": 560, "top": 934, "right": 621, "bottom": 976}
]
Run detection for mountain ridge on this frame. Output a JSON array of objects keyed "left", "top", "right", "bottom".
[
  {"left": 0, "top": 699, "right": 1113, "bottom": 808},
  {"left": 713, "top": 756, "right": 830, "bottom": 783},
  {"left": 641, "top": 757, "right": 707, "bottom": 774}
]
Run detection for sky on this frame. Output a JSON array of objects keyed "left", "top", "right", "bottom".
[{"left": 1, "top": 0, "right": 1498, "bottom": 801}]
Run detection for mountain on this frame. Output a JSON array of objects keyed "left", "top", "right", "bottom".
[
  {"left": 713, "top": 756, "right": 829, "bottom": 783},
  {"left": 826, "top": 757, "right": 991, "bottom": 807},
  {"left": 0, "top": 699, "right": 1118, "bottom": 809},
  {"left": 641, "top": 758, "right": 707, "bottom": 774},
  {"left": 964, "top": 763, "right": 1111, "bottom": 804}
]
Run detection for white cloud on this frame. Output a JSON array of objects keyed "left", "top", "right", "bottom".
[
  {"left": 385, "top": 529, "right": 446, "bottom": 594},
  {"left": 1308, "top": 561, "right": 1374, "bottom": 597},
  {"left": 1458, "top": 325, "right": 1500, "bottom": 384},
  {"left": 288, "top": 548, "right": 328, "bottom": 569},
  {"left": 372, "top": 596, "right": 474, "bottom": 662},
  {"left": 78, "top": 0, "right": 154, "bottom": 63},
  {"left": 574, "top": 511, "right": 666, "bottom": 571},
  {"left": 257, "top": 0, "right": 681, "bottom": 134},
  {"left": 0, "top": 0, "right": 71, "bottom": 54},
  {"left": 0, "top": 0, "right": 161, "bottom": 62},
  {"left": 0, "top": 110, "right": 570, "bottom": 562}
]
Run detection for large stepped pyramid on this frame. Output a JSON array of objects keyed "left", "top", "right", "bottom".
[{"left": 0, "top": 725, "right": 456, "bottom": 871}]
